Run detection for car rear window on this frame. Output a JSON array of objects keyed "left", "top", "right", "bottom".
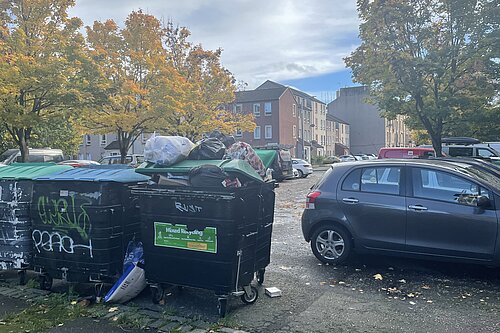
[{"left": 341, "top": 168, "right": 361, "bottom": 191}]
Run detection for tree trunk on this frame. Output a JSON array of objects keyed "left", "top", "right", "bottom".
[
  {"left": 18, "top": 129, "right": 29, "bottom": 163},
  {"left": 117, "top": 130, "right": 131, "bottom": 164},
  {"left": 430, "top": 133, "right": 442, "bottom": 157}
]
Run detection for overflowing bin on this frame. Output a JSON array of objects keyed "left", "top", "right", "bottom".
[
  {"left": 30, "top": 167, "right": 149, "bottom": 291},
  {"left": 0, "top": 163, "right": 72, "bottom": 284},
  {"left": 133, "top": 159, "right": 276, "bottom": 317}
]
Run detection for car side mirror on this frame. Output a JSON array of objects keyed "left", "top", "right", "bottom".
[{"left": 476, "top": 195, "right": 490, "bottom": 208}]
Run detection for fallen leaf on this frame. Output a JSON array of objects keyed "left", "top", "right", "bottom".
[
  {"left": 421, "top": 285, "right": 431, "bottom": 290},
  {"left": 70, "top": 301, "right": 77, "bottom": 305},
  {"left": 279, "top": 266, "right": 292, "bottom": 270},
  {"left": 409, "top": 301, "right": 416, "bottom": 305},
  {"left": 373, "top": 274, "right": 383, "bottom": 280},
  {"left": 388, "top": 267, "right": 394, "bottom": 271},
  {"left": 407, "top": 293, "right": 415, "bottom": 298},
  {"left": 57, "top": 324, "right": 64, "bottom": 327},
  {"left": 355, "top": 268, "right": 362, "bottom": 272},
  {"left": 108, "top": 307, "right": 119, "bottom": 313},
  {"left": 398, "top": 279, "right": 406, "bottom": 284},
  {"left": 338, "top": 281, "right": 346, "bottom": 285},
  {"left": 305, "top": 282, "right": 311, "bottom": 286},
  {"left": 427, "top": 300, "right": 433, "bottom": 303}
]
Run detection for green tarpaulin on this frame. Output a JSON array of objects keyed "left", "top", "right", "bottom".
[
  {"left": 0, "top": 163, "right": 72, "bottom": 180},
  {"left": 254, "top": 149, "right": 278, "bottom": 169}
]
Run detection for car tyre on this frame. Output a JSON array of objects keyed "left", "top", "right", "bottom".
[
  {"left": 297, "top": 169, "right": 304, "bottom": 178},
  {"left": 310, "top": 224, "right": 351, "bottom": 265}
]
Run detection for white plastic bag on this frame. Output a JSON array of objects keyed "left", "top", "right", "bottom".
[{"left": 144, "top": 135, "right": 194, "bottom": 166}]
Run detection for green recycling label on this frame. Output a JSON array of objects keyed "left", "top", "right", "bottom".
[{"left": 154, "top": 222, "right": 217, "bottom": 253}]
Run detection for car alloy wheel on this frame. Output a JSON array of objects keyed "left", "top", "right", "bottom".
[{"left": 311, "top": 225, "right": 351, "bottom": 264}]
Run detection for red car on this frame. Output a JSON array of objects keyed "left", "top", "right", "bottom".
[{"left": 378, "top": 147, "right": 436, "bottom": 159}]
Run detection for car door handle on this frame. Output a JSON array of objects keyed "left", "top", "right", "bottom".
[
  {"left": 342, "top": 198, "right": 359, "bottom": 204},
  {"left": 408, "top": 205, "right": 428, "bottom": 211}
]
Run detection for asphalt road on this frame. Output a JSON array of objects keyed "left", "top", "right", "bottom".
[{"left": 1, "top": 169, "right": 500, "bottom": 333}]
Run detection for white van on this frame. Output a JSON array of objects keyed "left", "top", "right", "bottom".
[{"left": 0, "top": 148, "right": 64, "bottom": 165}]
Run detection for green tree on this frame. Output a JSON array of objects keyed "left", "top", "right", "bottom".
[
  {"left": 0, "top": 0, "right": 90, "bottom": 161},
  {"left": 346, "top": 0, "right": 498, "bottom": 156}
]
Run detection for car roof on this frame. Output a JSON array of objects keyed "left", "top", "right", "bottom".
[{"left": 378, "top": 147, "right": 434, "bottom": 151}]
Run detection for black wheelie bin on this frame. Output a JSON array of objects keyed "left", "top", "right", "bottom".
[
  {"left": 0, "top": 163, "right": 72, "bottom": 284},
  {"left": 30, "top": 167, "right": 149, "bottom": 292},
  {"left": 133, "top": 159, "right": 276, "bottom": 317}
]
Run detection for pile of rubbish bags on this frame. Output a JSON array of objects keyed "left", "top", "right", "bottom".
[{"left": 143, "top": 132, "right": 271, "bottom": 188}]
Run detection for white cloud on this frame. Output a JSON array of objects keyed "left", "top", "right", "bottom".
[{"left": 69, "top": 0, "right": 360, "bottom": 88}]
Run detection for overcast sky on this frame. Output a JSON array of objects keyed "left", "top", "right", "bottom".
[{"left": 70, "top": 0, "right": 361, "bottom": 102}]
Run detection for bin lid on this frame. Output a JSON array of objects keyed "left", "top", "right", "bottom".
[
  {"left": 136, "top": 159, "right": 263, "bottom": 182},
  {"left": 34, "top": 167, "right": 150, "bottom": 183},
  {"left": 255, "top": 149, "right": 278, "bottom": 169},
  {"left": 0, "top": 163, "right": 73, "bottom": 180}
]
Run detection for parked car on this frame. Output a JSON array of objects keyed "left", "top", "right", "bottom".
[
  {"left": 99, "top": 154, "right": 144, "bottom": 168},
  {"left": 301, "top": 159, "right": 500, "bottom": 266},
  {"left": 0, "top": 148, "right": 64, "bottom": 165},
  {"left": 323, "top": 156, "right": 341, "bottom": 164},
  {"left": 354, "top": 154, "right": 370, "bottom": 160},
  {"left": 338, "top": 155, "right": 356, "bottom": 162},
  {"left": 441, "top": 137, "right": 500, "bottom": 161},
  {"left": 58, "top": 160, "right": 100, "bottom": 167},
  {"left": 378, "top": 147, "right": 436, "bottom": 159},
  {"left": 292, "top": 158, "right": 313, "bottom": 178}
]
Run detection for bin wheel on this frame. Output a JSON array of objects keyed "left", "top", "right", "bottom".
[
  {"left": 218, "top": 298, "right": 228, "bottom": 318},
  {"left": 39, "top": 274, "right": 53, "bottom": 291},
  {"left": 241, "top": 286, "right": 258, "bottom": 304},
  {"left": 18, "top": 270, "right": 27, "bottom": 286},
  {"left": 94, "top": 283, "right": 105, "bottom": 301},
  {"left": 257, "top": 269, "right": 265, "bottom": 285},
  {"left": 151, "top": 285, "right": 164, "bottom": 304}
]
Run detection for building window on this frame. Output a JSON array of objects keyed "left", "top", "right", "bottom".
[
  {"left": 254, "top": 126, "right": 261, "bottom": 139},
  {"left": 264, "top": 102, "right": 272, "bottom": 115},
  {"left": 235, "top": 128, "right": 242, "bottom": 137},
  {"left": 100, "top": 134, "right": 107, "bottom": 146},
  {"left": 265, "top": 125, "right": 272, "bottom": 139},
  {"left": 233, "top": 104, "right": 242, "bottom": 113},
  {"left": 85, "top": 135, "right": 91, "bottom": 146},
  {"left": 293, "top": 125, "right": 297, "bottom": 138},
  {"left": 86, "top": 153, "right": 92, "bottom": 160},
  {"left": 293, "top": 104, "right": 296, "bottom": 117},
  {"left": 253, "top": 104, "right": 260, "bottom": 117}
]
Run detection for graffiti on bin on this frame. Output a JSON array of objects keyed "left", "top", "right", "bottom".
[
  {"left": 37, "top": 195, "right": 91, "bottom": 240},
  {"left": 0, "top": 222, "right": 25, "bottom": 244},
  {"left": 0, "top": 251, "right": 26, "bottom": 270},
  {"left": 32, "top": 229, "right": 93, "bottom": 258},
  {"left": 175, "top": 201, "right": 203, "bottom": 213}
]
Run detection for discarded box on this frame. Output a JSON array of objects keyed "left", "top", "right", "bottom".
[{"left": 265, "top": 287, "right": 282, "bottom": 298}]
